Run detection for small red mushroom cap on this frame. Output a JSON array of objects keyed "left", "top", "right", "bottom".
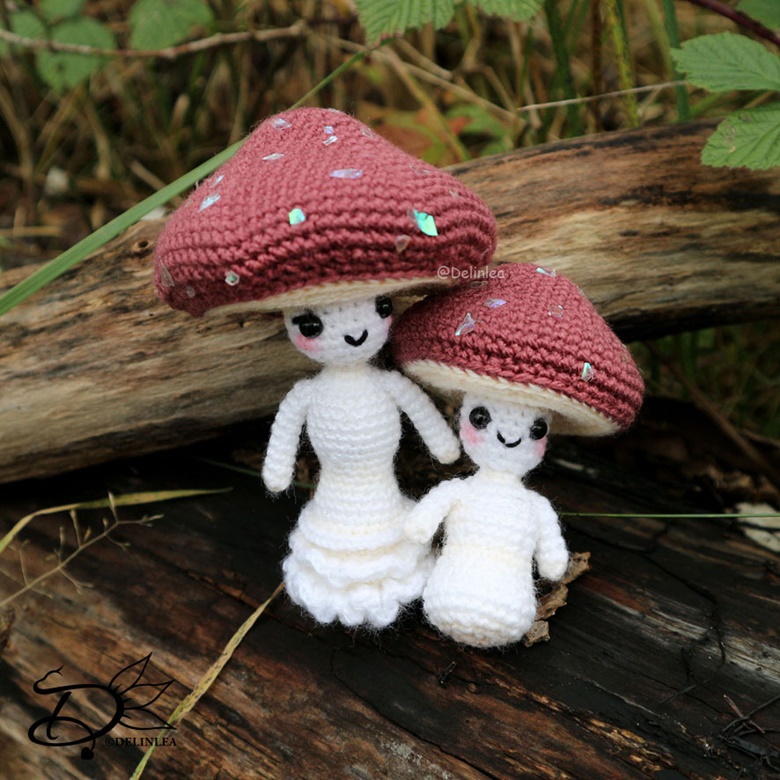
[
  {"left": 154, "top": 107, "right": 497, "bottom": 317},
  {"left": 391, "top": 263, "right": 644, "bottom": 436}
]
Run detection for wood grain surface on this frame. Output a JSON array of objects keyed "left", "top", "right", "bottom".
[
  {"left": 0, "top": 403, "right": 777, "bottom": 779},
  {"left": 1, "top": 119, "right": 779, "bottom": 484}
]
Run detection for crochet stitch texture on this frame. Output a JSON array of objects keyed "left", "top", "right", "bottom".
[
  {"left": 392, "top": 263, "right": 644, "bottom": 435},
  {"left": 404, "top": 395, "right": 568, "bottom": 648},
  {"left": 263, "top": 297, "right": 461, "bottom": 628},
  {"left": 154, "top": 107, "right": 497, "bottom": 316}
]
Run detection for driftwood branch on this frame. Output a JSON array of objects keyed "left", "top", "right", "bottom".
[{"left": 1, "top": 120, "right": 779, "bottom": 484}]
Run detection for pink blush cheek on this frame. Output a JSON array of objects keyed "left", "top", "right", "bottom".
[
  {"left": 534, "top": 438, "right": 548, "bottom": 460},
  {"left": 460, "top": 421, "right": 484, "bottom": 449},
  {"left": 293, "top": 333, "right": 320, "bottom": 355}
]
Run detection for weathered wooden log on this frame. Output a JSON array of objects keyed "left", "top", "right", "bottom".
[
  {"left": 1, "top": 119, "right": 779, "bottom": 484},
  {"left": 1, "top": 417, "right": 777, "bottom": 778}
]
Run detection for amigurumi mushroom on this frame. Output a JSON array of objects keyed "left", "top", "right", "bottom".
[
  {"left": 391, "top": 263, "right": 644, "bottom": 647},
  {"left": 154, "top": 107, "right": 497, "bottom": 629}
]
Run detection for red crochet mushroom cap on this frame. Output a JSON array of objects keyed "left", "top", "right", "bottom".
[
  {"left": 392, "top": 263, "right": 644, "bottom": 436},
  {"left": 154, "top": 107, "right": 497, "bottom": 316}
]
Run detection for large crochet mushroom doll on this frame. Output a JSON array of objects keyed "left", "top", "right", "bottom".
[
  {"left": 392, "top": 263, "right": 644, "bottom": 647},
  {"left": 154, "top": 107, "right": 497, "bottom": 629}
]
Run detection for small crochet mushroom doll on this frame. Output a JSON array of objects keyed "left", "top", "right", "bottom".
[
  {"left": 391, "top": 263, "right": 644, "bottom": 647},
  {"left": 154, "top": 107, "right": 497, "bottom": 629}
]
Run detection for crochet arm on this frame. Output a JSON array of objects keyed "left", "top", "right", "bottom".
[
  {"left": 261, "top": 379, "right": 313, "bottom": 493},
  {"left": 404, "top": 480, "right": 463, "bottom": 544},
  {"left": 383, "top": 371, "right": 460, "bottom": 464},
  {"left": 533, "top": 495, "right": 569, "bottom": 581}
]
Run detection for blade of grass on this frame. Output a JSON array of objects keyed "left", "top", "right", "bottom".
[
  {"left": 661, "top": 0, "right": 691, "bottom": 121},
  {"left": 0, "top": 488, "right": 231, "bottom": 556},
  {"left": 0, "top": 146, "right": 239, "bottom": 318},
  {"left": 603, "top": 0, "right": 639, "bottom": 127},
  {"left": 543, "top": 0, "right": 584, "bottom": 136},
  {"left": 0, "top": 42, "right": 386, "bottom": 319},
  {"left": 130, "top": 581, "right": 285, "bottom": 780}
]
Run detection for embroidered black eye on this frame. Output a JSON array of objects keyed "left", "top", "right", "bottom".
[
  {"left": 530, "top": 419, "right": 548, "bottom": 440},
  {"left": 291, "top": 311, "right": 323, "bottom": 338},
  {"left": 376, "top": 296, "right": 393, "bottom": 319},
  {"left": 469, "top": 406, "right": 491, "bottom": 430}
]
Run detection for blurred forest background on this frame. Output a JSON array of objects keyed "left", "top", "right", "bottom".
[{"left": 0, "top": 0, "right": 778, "bottom": 437}]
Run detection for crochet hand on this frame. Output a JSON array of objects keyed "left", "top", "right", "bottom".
[
  {"left": 430, "top": 429, "right": 461, "bottom": 465},
  {"left": 261, "top": 461, "right": 293, "bottom": 494},
  {"left": 536, "top": 552, "right": 569, "bottom": 582},
  {"left": 404, "top": 508, "right": 439, "bottom": 544},
  {"left": 404, "top": 481, "right": 461, "bottom": 544}
]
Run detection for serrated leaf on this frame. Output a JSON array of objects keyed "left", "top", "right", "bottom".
[
  {"left": 702, "top": 104, "right": 780, "bottom": 170},
  {"left": 354, "top": 0, "right": 455, "bottom": 42},
  {"left": 737, "top": 0, "right": 780, "bottom": 29},
  {"left": 36, "top": 17, "right": 115, "bottom": 91},
  {"left": 472, "top": 0, "right": 543, "bottom": 22},
  {"left": 671, "top": 32, "right": 780, "bottom": 92},
  {"left": 40, "top": 0, "right": 85, "bottom": 22},
  {"left": 128, "top": 0, "right": 214, "bottom": 51},
  {"left": 0, "top": 11, "right": 47, "bottom": 57}
]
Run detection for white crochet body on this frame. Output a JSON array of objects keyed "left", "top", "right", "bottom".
[
  {"left": 405, "top": 394, "right": 569, "bottom": 647},
  {"left": 262, "top": 297, "right": 459, "bottom": 628}
]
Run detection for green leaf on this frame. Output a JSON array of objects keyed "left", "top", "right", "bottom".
[
  {"left": 702, "top": 104, "right": 780, "bottom": 170},
  {"left": 737, "top": 0, "right": 780, "bottom": 29},
  {"left": 354, "top": 0, "right": 455, "bottom": 42},
  {"left": 472, "top": 0, "right": 543, "bottom": 21},
  {"left": 40, "top": 0, "right": 85, "bottom": 22},
  {"left": 128, "top": 0, "right": 214, "bottom": 50},
  {"left": 36, "top": 18, "right": 116, "bottom": 91},
  {"left": 671, "top": 32, "right": 780, "bottom": 92},
  {"left": 0, "top": 10, "right": 47, "bottom": 57}
]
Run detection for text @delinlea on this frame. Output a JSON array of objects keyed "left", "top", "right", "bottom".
[{"left": 437, "top": 265, "right": 507, "bottom": 280}]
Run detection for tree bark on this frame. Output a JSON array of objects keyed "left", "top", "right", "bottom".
[{"left": 1, "top": 119, "right": 779, "bottom": 484}]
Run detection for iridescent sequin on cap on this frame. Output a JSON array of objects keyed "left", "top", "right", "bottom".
[
  {"left": 409, "top": 208, "right": 438, "bottom": 237},
  {"left": 288, "top": 208, "right": 306, "bottom": 226},
  {"left": 455, "top": 312, "right": 477, "bottom": 336},
  {"left": 395, "top": 235, "right": 411, "bottom": 253},
  {"left": 199, "top": 194, "right": 220, "bottom": 211},
  {"left": 329, "top": 168, "right": 363, "bottom": 179}
]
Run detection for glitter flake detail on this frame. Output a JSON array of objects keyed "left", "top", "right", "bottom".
[
  {"left": 410, "top": 163, "right": 431, "bottom": 176},
  {"left": 395, "top": 235, "right": 411, "bottom": 253},
  {"left": 361, "top": 127, "right": 377, "bottom": 139},
  {"left": 483, "top": 298, "right": 506, "bottom": 308},
  {"left": 263, "top": 153, "right": 285, "bottom": 161},
  {"left": 271, "top": 117, "right": 291, "bottom": 129},
  {"left": 581, "top": 362, "right": 595, "bottom": 382},
  {"left": 536, "top": 266, "right": 557, "bottom": 277},
  {"left": 288, "top": 208, "right": 306, "bottom": 226},
  {"left": 212, "top": 174, "right": 224, "bottom": 186},
  {"left": 324, "top": 125, "right": 335, "bottom": 135},
  {"left": 159, "top": 264, "right": 175, "bottom": 287},
  {"left": 455, "top": 312, "right": 477, "bottom": 336},
  {"left": 548, "top": 304, "right": 564, "bottom": 319},
  {"left": 329, "top": 168, "right": 363, "bottom": 179},
  {"left": 198, "top": 194, "right": 220, "bottom": 211},
  {"left": 409, "top": 209, "right": 438, "bottom": 236},
  {"left": 323, "top": 136, "right": 338, "bottom": 146},
  {"left": 225, "top": 271, "right": 240, "bottom": 286},
  {"left": 185, "top": 286, "right": 196, "bottom": 298}
]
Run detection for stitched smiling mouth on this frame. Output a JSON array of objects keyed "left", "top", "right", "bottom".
[
  {"left": 497, "top": 432, "right": 522, "bottom": 448},
  {"left": 344, "top": 330, "right": 368, "bottom": 347}
]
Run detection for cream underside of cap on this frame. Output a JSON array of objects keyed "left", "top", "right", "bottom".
[
  {"left": 403, "top": 360, "right": 619, "bottom": 437},
  {"left": 209, "top": 275, "right": 447, "bottom": 316}
]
